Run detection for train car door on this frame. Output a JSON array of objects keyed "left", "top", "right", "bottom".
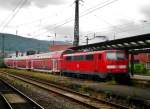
[
  {"left": 13, "top": 61, "right": 16, "bottom": 68},
  {"left": 28, "top": 60, "right": 31, "bottom": 69},
  {"left": 52, "top": 59, "right": 58, "bottom": 72}
]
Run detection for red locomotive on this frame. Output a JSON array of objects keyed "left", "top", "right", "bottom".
[{"left": 4, "top": 49, "right": 130, "bottom": 82}]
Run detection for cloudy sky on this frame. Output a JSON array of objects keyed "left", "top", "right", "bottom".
[{"left": 0, "top": 0, "right": 150, "bottom": 45}]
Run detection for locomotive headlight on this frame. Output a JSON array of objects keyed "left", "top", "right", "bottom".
[
  {"left": 118, "top": 65, "right": 127, "bottom": 69},
  {"left": 107, "top": 65, "right": 117, "bottom": 69},
  {"left": 107, "top": 65, "right": 127, "bottom": 69}
]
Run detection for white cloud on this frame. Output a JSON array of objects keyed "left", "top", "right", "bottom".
[
  {"left": 0, "top": 0, "right": 69, "bottom": 10},
  {"left": 0, "top": 0, "right": 150, "bottom": 44}
]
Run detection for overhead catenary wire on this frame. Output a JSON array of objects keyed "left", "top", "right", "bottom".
[
  {"left": 15, "top": 2, "right": 75, "bottom": 28},
  {"left": 94, "top": 14, "right": 129, "bottom": 34},
  {"left": 33, "top": 0, "right": 119, "bottom": 37},
  {"left": 0, "top": 0, "right": 28, "bottom": 32},
  {"left": 94, "top": 21, "right": 150, "bottom": 39},
  {"left": 80, "top": 0, "right": 119, "bottom": 18},
  {"left": 22, "top": 0, "right": 110, "bottom": 37},
  {"left": 20, "top": 2, "right": 75, "bottom": 36},
  {"left": 34, "top": 0, "right": 116, "bottom": 36},
  {"left": 21, "top": 0, "right": 114, "bottom": 38},
  {"left": 17, "top": 0, "right": 149, "bottom": 41},
  {"left": 29, "top": 17, "right": 74, "bottom": 36},
  {"left": 80, "top": 19, "right": 150, "bottom": 40},
  {"left": 19, "top": 0, "right": 113, "bottom": 35},
  {"left": 34, "top": 0, "right": 149, "bottom": 40},
  {"left": 0, "top": 0, "right": 23, "bottom": 30}
]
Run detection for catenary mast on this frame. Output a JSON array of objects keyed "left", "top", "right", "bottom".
[{"left": 73, "top": 0, "right": 79, "bottom": 46}]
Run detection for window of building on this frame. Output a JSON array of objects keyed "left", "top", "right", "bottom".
[{"left": 147, "top": 62, "right": 150, "bottom": 69}]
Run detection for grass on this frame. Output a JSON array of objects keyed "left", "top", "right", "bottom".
[
  {"left": 0, "top": 68, "right": 72, "bottom": 86},
  {"left": 1, "top": 68, "right": 90, "bottom": 90},
  {"left": 1, "top": 68, "right": 149, "bottom": 108},
  {"left": 131, "top": 63, "right": 150, "bottom": 76},
  {"left": 0, "top": 68, "right": 100, "bottom": 97}
]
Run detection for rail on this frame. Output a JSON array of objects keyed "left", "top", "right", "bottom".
[
  {"left": 0, "top": 78, "right": 44, "bottom": 109},
  {"left": 1, "top": 72, "right": 129, "bottom": 109}
]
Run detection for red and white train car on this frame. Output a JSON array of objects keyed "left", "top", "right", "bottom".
[
  {"left": 4, "top": 51, "right": 63, "bottom": 72},
  {"left": 5, "top": 55, "right": 32, "bottom": 69},
  {"left": 30, "top": 51, "right": 63, "bottom": 72},
  {"left": 4, "top": 49, "right": 130, "bottom": 81},
  {"left": 4, "top": 58, "right": 15, "bottom": 68}
]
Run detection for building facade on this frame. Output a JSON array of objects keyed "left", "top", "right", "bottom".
[
  {"left": 132, "top": 53, "right": 150, "bottom": 69},
  {"left": 48, "top": 44, "right": 72, "bottom": 51}
]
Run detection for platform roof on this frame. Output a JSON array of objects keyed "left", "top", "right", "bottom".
[{"left": 69, "top": 33, "right": 150, "bottom": 54}]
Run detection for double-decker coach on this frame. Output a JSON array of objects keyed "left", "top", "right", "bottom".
[
  {"left": 31, "top": 51, "right": 63, "bottom": 72},
  {"left": 4, "top": 51, "right": 63, "bottom": 73},
  {"left": 4, "top": 58, "right": 15, "bottom": 68}
]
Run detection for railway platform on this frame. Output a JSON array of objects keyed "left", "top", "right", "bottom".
[
  {"left": 86, "top": 82, "right": 150, "bottom": 100},
  {"left": 131, "top": 74, "right": 150, "bottom": 81}
]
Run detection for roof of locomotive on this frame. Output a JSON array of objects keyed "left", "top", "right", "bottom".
[{"left": 63, "top": 49, "right": 125, "bottom": 56}]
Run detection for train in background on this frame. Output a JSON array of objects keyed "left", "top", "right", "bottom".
[{"left": 4, "top": 49, "right": 130, "bottom": 83}]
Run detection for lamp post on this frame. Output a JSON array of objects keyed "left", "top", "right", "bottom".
[
  {"left": 84, "top": 35, "right": 108, "bottom": 45},
  {"left": 96, "top": 35, "right": 109, "bottom": 41},
  {"left": 84, "top": 36, "right": 89, "bottom": 45},
  {"left": 48, "top": 33, "right": 56, "bottom": 46}
]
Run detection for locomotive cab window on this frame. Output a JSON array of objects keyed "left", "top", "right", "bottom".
[
  {"left": 117, "top": 52, "right": 126, "bottom": 60},
  {"left": 106, "top": 51, "right": 126, "bottom": 60},
  {"left": 66, "top": 56, "right": 72, "bottom": 61},
  {"left": 85, "top": 54, "right": 93, "bottom": 60}
]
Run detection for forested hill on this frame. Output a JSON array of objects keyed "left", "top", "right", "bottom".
[{"left": 0, "top": 33, "right": 69, "bottom": 52}]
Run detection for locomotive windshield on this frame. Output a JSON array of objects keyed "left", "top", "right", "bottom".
[{"left": 106, "top": 51, "right": 126, "bottom": 60}]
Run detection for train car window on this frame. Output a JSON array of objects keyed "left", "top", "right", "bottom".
[
  {"left": 99, "top": 54, "right": 102, "bottom": 59},
  {"left": 73, "top": 55, "right": 84, "bottom": 61},
  {"left": 66, "top": 56, "right": 71, "bottom": 61},
  {"left": 85, "top": 54, "right": 93, "bottom": 60}
]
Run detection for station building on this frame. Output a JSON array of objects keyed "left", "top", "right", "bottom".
[{"left": 132, "top": 53, "right": 150, "bottom": 69}]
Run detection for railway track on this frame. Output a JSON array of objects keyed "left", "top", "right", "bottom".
[
  {"left": 0, "top": 78, "right": 44, "bottom": 109},
  {"left": 1, "top": 72, "right": 129, "bottom": 109}
]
